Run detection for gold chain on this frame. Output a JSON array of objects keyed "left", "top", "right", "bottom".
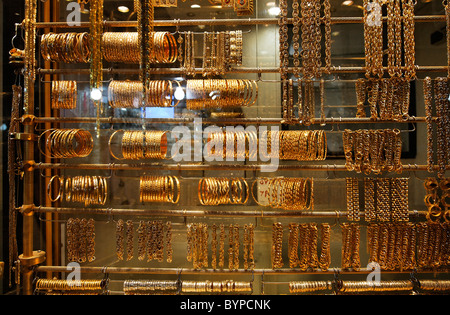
[
  {"left": 424, "top": 77, "right": 434, "bottom": 173},
  {"left": 279, "top": 0, "right": 289, "bottom": 80}
]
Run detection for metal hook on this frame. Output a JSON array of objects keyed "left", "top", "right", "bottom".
[
  {"left": 20, "top": 23, "right": 25, "bottom": 43},
  {"left": 177, "top": 163, "right": 182, "bottom": 178},
  {"left": 250, "top": 268, "right": 255, "bottom": 283},
  {"left": 407, "top": 164, "right": 419, "bottom": 181},
  {"left": 260, "top": 269, "right": 265, "bottom": 295},
  {"left": 103, "top": 166, "right": 114, "bottom": 179},
  {"left": 11, "top": 24, "right": 19, "bottom": 49},
  {"left": 410, "top": 269, "right": 420, "bottom": 292},
  {"left": 331, "top": 210, "right": 341, "bottom": 228},
  {"left": 176, "top": 19, "right": 181, "bottom": 34},
  {"left": 176, "top": 268, "right": 183, "bottom": 293},
  {"left": 403, "top": 121, "right": 416, "bottom": 133},
  {"left": 331, "top": 73, "right": 337, "bottom": 82},
  {"left": 106, "top": 208, "right": 115, "bottom": 224},
  {"left": 39, "top": 165, "right": 47, "bottom": 178},
  {"left": 329, "top": 117, "right": 335, "bottom": 132},
  {"left": 101, "top": 266, "right": 110, "bottom": 290},
  {"left": 334, "top": 117, "right": 341, "bottom": 132},
  {"left": 332, "top": 268, "right": 342, "bottom": 294},
  {"left": 334, "top": 66, "right": 342, "bottom": 81},
  {"left": 411, "top": 163, "right": 427, "bottom": 181}
]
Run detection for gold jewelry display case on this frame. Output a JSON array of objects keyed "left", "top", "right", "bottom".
[{"left": 5, "top": 0, "right": 450, "bottom": 296}]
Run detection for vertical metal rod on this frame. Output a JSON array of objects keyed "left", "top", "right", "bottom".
[
  {"left": 22, "top": 81, "right": 35, "bottom": 295},
  {"left": 21, "top": 0, "right": 37, "bottom": 296},
  {"left": 43, "top": 0, "right": 53, "bottom": 281},
  {"left": 51, "top": 0, "right": 61, "bottom": 272}
]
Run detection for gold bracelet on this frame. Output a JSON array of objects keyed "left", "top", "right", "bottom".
[{"left": 271, "top": 222, "right": 284, "bottom": 269}]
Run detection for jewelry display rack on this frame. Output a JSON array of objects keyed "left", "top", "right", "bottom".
[{"left": 7, "top": 0, "right": 450, "bottom": 296}]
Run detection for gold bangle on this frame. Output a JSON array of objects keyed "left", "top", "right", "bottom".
[{"left": 48, "top": 175, "right": 63, "bottom": 203}]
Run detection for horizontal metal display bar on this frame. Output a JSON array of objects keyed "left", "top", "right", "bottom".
[
  {"left": 38, "top": 67, "right": 277, "bottom": 75},
  {"left": 31, "top": 15, "right": 446, "bottom": 29},
  {"left": 36, "top": 65, "right": 449, "bottom": 75},
  {"left": 31, "top": 116, "right": 427, "bottom": 125},
  {"left": 34, "top": 18, "right": 278, "bottom": 29},
  {"left": 35, "top": 265, "right": 448, "bottom": 276},
  {"left": 30, "top": 207, "right": 428, "bottom": 218},
  {"left": 32, "top": 163, "right": 437, "bottom": 172}
]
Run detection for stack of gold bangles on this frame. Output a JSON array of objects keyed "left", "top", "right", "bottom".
[
  {"left": 186, "top": 79, "right": 258, "bottom": 110},
  {"left": 39, "top": 129, "right": 94, "bottom": 159},
  {"left": 108, "top": 80, "right": 143, "bottom": 108},
  {"left": 419, "top": 280, "right": 450, "bottom": 292},
  {"left": 343, "top": 129, "right": 402, "bottom": 174},
  {"left": 262, "top": 130, "right": 327, "bottom": 161},
  {"left": 145, "top": 80, "right": 181, "bottom": 108},
  {"left": 206, "top": 130, "right": 258, "bottom": 161},
  {"left": 252, "top": 177, "right": 314, "bottom": 210},
  {"left": 102, "top": 32, "right": 177, "bottom": 64},
  {"left": 102, "top": 32, "right": 140, "bottom": 63},
  {"left": 139, "top": 175, "right": 180, "bottom": 204},
  {"left": 290, "top": 280, "right": 418, "bottom": 294},
  {"left": 40, "top": 32, "right": 90, "bottom": 63},
  {"left": 338, "top": 280, "right": 413, "bottom": 293},
  {"left": 109, "top": 130, "right": 169, "bottom": 160},
  {"left": 51, "top": 81, "right": 77, "bottom": 109},
  {"left": 123, "top": 280, "right": 178, "bottom": 295},
  {"left": 289, "top": 281, "right": 333, "bottom": 293},
  {"left": 181, "top": 280, "right": 252, "bottom": 293},
  {"left": 148, "top": 30, "right": 177, "bottom": 64},
  {"left": 47, "top": 175, "right": 108, "bottom": 206},
  {"left": 35, "top": 279, "right": 104, "bottom": 292},
  {"left": 108, "top": 80, "right": 181, "bottom": 108},
  {"left": 198, "top": 177, "right": 249, "bottom": 205}
]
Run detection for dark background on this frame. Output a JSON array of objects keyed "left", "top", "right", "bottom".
[{"left": 2, "top": 0, "right": 25, "bottom": 294}]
